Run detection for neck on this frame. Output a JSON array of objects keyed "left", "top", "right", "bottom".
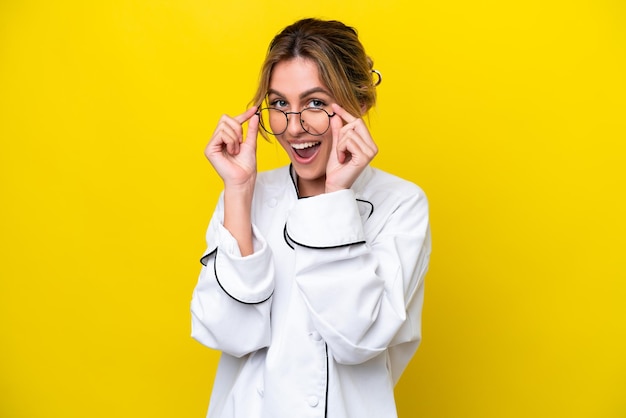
[{"left": 297, "top": 176, "right": 325, "bottom": 197}]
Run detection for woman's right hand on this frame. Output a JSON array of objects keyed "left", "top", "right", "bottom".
[{"left": 204, "top": 107, "right": 260, "bottom": 188}]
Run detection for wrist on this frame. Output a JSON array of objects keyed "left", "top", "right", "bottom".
[
  {"left": 224, "top": 176, "right": 256, "bottom": 197},
  {"left": 324, "top": 184, "right": 346, "bottom": 194},
  {"left": 324, "top": 177, "right": 349, "bottom": 194},
  {"left": 223, "top": 182, "right": 255, "bottom": 257}
]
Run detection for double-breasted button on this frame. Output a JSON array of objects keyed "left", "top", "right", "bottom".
[
  {"left": 310, "top": 331, "right": 322, "bottom": 341},
  {"left": 307, "top": 396, "right": 319, "bottom": 407}
]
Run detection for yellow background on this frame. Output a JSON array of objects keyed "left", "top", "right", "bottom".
[{"left": 1, "top": 1, "right": 625, "bottom": 417}]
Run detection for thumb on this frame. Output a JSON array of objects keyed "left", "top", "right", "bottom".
[
  {"left": 330, "top": 111, "right": 346, "bottom": 164},
  {"left": 245, "top": 112, "right": 260, "bottom": 151}
]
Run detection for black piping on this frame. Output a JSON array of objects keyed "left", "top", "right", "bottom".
[
  {"left": 199, "top": 248, "right": 217, "bottom": 266},
  {"left": 203, "top": 248, "right": 273, "bottom": 305},
  {"left": 288, "top": 164, "right": 302, "bottom": 198},
  {"left": 283, "top": 225, "right": 295, "bottom": 250},
  {"left": 283, "top": 224, "right": 366, "bottom": 250},
  {"left": 356, "top": 198, "right": 374, "bottom": 220},
  {"left": 324, "top": 343, "right": 329, "bottom": 418}
]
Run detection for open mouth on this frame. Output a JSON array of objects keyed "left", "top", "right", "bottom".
[{"left": 291, "top": 141, "right": 321, "bottom": 160}]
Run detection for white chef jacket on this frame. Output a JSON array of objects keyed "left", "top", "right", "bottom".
[{"left": 191, "top": 164, "right": 431, "bottom": 418}]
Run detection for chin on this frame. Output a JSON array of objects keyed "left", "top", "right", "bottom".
[
  {"left": 292, "top": 162, "right": 326, "bottom": 185},
  {"left": 293, "top": 164, "right": 324, "bottom": 180}
]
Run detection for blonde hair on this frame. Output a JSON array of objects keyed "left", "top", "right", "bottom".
[{"left": 251, "top": 18, "right": 378, "bottom": 121}]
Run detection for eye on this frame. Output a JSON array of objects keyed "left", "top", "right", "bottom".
[
  {"left": 269, "top": 99, "right": 287, "bottom": 108},
  {"left": 307, "top": 99, "right": 326, "bottom": 109}
]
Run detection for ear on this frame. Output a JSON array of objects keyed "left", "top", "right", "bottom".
[{"left": 361, "top": 103, "right": 367, "bottom": 114}]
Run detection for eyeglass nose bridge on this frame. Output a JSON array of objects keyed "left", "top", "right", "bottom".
[
  {"left": 283, "top": 110, "right": 306, "bottom": 133},
  {"left": 284, "top": 109, "right": 336, "bottom": 135}
]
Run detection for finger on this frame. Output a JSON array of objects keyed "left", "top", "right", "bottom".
[
  {"left": 220, "top": 116, "right": 244, "bottom": 142},
  {"left": 233, "top": 106, "right": 259, "bottom": 125},
  {"left": 336, "top": 131, "right": 360, "bottom": 165},
  {"left": 330, "top": 108, "right": 343, "bottom": 146},
  {"left": 245, "top": 113, "right": 260, "bottom": 151},
  {"left": 340, "top": 126, "right": 378, "bottom": 157},
  {"left": 209, "top": 115, "right": 243, "bottom": 154},
  {"left": 216, "top": 124, "right": 241, "bottom": 155},
  {"left": 336, "top": 112, "right": 377, "bottom": 159},
  {"left": 205, "top": 133, "right": 237, "bottom": 160},
  {"left": 338, "top": 128, "right": 378, "bottom": 165},
  {"left": 226, "top": 135, "right": 239, "bottom": 155},
  {"left": 330, "top": 113, "right": 346, "bottom": 164},
  {"left": 331, "top": 103, "right": 358, "bottom": 124}
]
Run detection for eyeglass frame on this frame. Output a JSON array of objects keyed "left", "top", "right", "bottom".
[{"left": 255, "top": 107, "right": 336, "bottom": 136}]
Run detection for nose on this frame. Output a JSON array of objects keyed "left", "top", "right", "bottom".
[{"left": 285, "top": 111, "right": 305, "bottom": 136}]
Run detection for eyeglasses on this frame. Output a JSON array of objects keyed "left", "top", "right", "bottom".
[{"left": 256, "top": 107, "right": 335, "bottom": 136}]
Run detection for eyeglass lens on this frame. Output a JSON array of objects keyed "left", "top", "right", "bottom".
[{"left": 258, "top": 108, "right": 331, "bottom": 136}]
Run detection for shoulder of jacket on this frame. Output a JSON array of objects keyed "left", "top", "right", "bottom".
[
  {"left": 362, "top": 167, "right": 427, "bottom": 202},
  {"left": 256, "top": 165, "right": 291, "bottom": 188}
]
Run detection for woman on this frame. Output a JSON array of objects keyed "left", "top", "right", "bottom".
[{"left": 191, "top": 18, "right": 431, "bottom": 418}]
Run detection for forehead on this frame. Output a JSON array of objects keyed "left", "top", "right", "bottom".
[{"left": 269, "top": 57, "right": 328, "bottom": 96}]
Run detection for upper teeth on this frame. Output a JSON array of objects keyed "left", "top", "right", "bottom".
[{"left": 291, "top": 142, "right": 320, "bottom": 150}]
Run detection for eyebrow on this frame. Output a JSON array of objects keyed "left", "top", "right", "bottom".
[{"left": 267, "top": 87, "right": 332, "bottom": 100}]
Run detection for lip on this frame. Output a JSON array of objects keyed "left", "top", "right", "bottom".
[{"left": 289, "top": 141, "right": 321, "bottom": 164}]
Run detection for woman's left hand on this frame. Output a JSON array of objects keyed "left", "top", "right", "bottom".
[{"left": 325, "top": 103, "right": 378, "bottom": 193}]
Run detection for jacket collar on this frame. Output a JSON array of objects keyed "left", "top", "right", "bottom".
[{"left": 288, "top": 164, "right": 373, "bottom": 199}]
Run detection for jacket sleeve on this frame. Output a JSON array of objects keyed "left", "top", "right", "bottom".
[
  {"left": 190, "top": 194, "right": 275, "bottom": 358},
  {"left": 285, "top": 188, "right": 430, "bottom": 380}
]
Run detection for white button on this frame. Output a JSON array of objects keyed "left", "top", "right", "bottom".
[
  {"left": 268, "top": 198, "right": 278, "bottom": 208},
  {"left": 310, "top": 331, "right": 322, "bottom": 341},
  {"left": 307, "top": 396, "right": 319, "bottom": 407}
]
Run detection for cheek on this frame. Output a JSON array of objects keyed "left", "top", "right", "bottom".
[{"left": 276, "top": 136, "right": 292, "bottom": 153}]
